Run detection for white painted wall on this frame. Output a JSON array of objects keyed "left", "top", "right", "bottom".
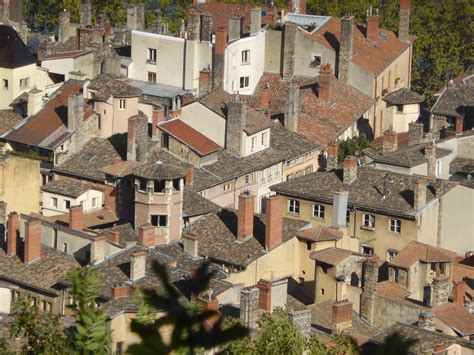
[
  {"left": 243, "top": 128, "right": 271, "bottom": 156},
  {"left": 0, "top": 287, "right": 11, "bottom": 313},
  {"left": 384, "top": 103, "right": 419, "bottom": 133},
  {"left": 180, "top": 102, "right": 226, "bottom": 146},
  {"left": 42, "top": 189, "right": 104, "bottom": 216}
]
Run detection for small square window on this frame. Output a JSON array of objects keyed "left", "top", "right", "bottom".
[
  {"left": 320, "top": 288, "right": 325, "bottom": 295},
  {"left": 240, "top": 76, "right": 249, "bottom": 89},
  {"left": 138, "top": 178, "right": 147, "bottom": 192},
  {"left": 3, "top": 79, "right": 8, "bottom": 89},
  {"left": 288, "top": 199, "right": 300, "bottom": 214},
  {"left": 389, "top": 219, "right": 401, "bottom": 234},
  {"left": 311, "top": 55, "right": 322, "bottom": 68},
  {"left": 396, "top": 104, "right": 403, "bottom": 112},
  {"left": 223, "top": 182, "right": 232, "bottom": 192},
  {"left": 151, "top": 214, "right": 167, "bottom": 227},
  {"left": 387, "top": 249, "right": 398, "bottom": 261},
  {"left": 362, "top": 245, "right": 374, "bottom": 255},
  {"left": 312, "top": 204, "right": 325, "bottom": 219},
  {"left": 51, "top": 197, "right": 58, "bottom": 208},
  {"left": 148, "top": 71, "right": 156, "bottom": 83}
]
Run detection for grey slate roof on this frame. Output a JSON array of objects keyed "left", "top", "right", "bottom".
[
  {"left": 183, "top": 188, "right": 220, "bottom": 217},
  {"left": 183, "top": 209, "right": 307, "bottom": 267},
  {"left": 88, "top": 74, "right": 142, "bottom": 101},
  {"left": 373, "top": 144, "right": 452, "bottom": 168},
  {"left": 0, "top": 25, "right": 36, "bottom": 69},
  {"left": 41, "top": 179, "right": 96, "bottom": 198},
  {"left": 133, "top": 160, "right": 185, "bottom": 180},
  {"left": 128, "top": 80, "right": 187, "bottom": 99},
  {"left": 431, "top": 74, "right": 474, "bottom": 117},
  {"left": 383, "top": 88, "right": 424, "bottom": 105},
  {"left": 271, "top": 166, "right": 456, "bottom": 218}
]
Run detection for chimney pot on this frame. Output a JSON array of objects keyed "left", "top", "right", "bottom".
[
  {"left": 7, "top": 212, "right": 20, "bottom": 256},
  {"left": 318, "top": 64, "right": 332, "bottom": 102},
  {"left": 332, "top": 300, "right": 353, "bottom": 332},
  {"left": 343, "top": 156, "right": 358, "bottom": 184},
  {"left": 265, "top": 195, "right": 283, "bottom": 250},
  {"left": 69, "top": 204, "right": 84, "bottom": 231},
  {"left": 382, "top": 128, "right": 398, "bottom": 154},
  {"left": 130, "top": 250, "right": 147, "bottom": 281},
  {"left": 24, "top": 218, "right": 42, "bottom": 264},
  {"left": 237, "top": 192, "right": 255, "bottom": 241},
  {"left": 138, "top": 224, "right": 156, "bottom": 248},
  {"left": 257, "top": 279, "right": 272, "bottom": 312}
]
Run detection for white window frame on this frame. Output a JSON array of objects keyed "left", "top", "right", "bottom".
[
  {"left": 147, "top": 48, "right": 157, "bottom": 63},
  {"left": 92, "top": 197, "right": 98, "bottom": 208},
  {"left": 435, "top": 161, "right": 442, "bottom": 176},
  {"left": 288, "top": 199, "right": 300, "bottom": 214},
  {"left": 312, "top": 204, "right": 325, "bottom": 219},
  {"left": 240, "top": 76, "right": 250, "bottom": 89},
  {"left": 261, "top": 132, "right": 267, "bottom": 147},
  {"left": 241, "top": 50, "right": 250, "bottom": 64},
  {"left": 223, "top": 182, "right": 232, "bottom": 192},
  {"left": 51, "top": 197, "right": 58, "bottom": 208},
  {"left": 251, "top": 136, "right": 256, "bottom": 152},
  {"left": 64, "top": 200, "right": 71, "bottom": 210},
  {"left": 389, "top": 219, "right": 401, "bottom": 234},
  {"left": 119, "top": 99, "right": 126, "bottom": 110},
  {"left": 362, "top": 213, "right": 375, "bottom": 228}
]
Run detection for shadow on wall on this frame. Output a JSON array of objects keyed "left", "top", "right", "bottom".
[{"left": 357, "top": 118, "right": 374, "bottom": 141}]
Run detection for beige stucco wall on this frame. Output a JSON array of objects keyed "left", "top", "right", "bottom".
[
  {"left": 180, "top": 102, "right": 226, "bottom": 146},
  {"left": 0, "top": 155, "right": 40, "bottom": 215},
  {"left": 282, "top": 151, "right": 319, "bottom": 181},
  {"left": 42, "top": 189, "right": 103, "bottom": 216},
  {"left": 384, "top": 103, "right": 419, "bottom": 132}
]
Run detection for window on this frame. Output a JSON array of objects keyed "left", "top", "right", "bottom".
[
  {"left": 245, "top": 173, "right": 253, "bottom": 184},
  {"left": 387, "top": 249, "right": 398, "bottom": 261},
  {"left": 286, "top": 173, "right": 294, "bottom": 181},
  {"left": 19, "top": 77, "right": 29, "bottom": 89},
  {"left": 151, "top": 214, "right": 167, "bottom": 227},
  {"left": 306, "top": 242, "right": 312, "bottom": 251},
  {"left": 148, "top": 71, "right": 156, "bottom": 83},
  {"left": 64, "top": 200, "right": 71, "bottom": 209},
  {"left": 261, "top": 132, "right": 267, "bottom": 147},
  {"left": 239, "top": 76, "right": 249, "bottom": 89},
  {"left": 286, "top": 160, "right": 294, "bottom": 167},
  {"left": 147, "top": 48, "right": 157, "bottom": 63},
  {"left": 62, "top": 242, "right": 68, "bottom": 254},
  {"left": 119, "top": 99, "right": 126, "bottom": 110},
  {"left": 138, "top": 179, "right": 147, "bottom": 192},
  {"left": 92, "top": 197, "right": 98, "bottom": 208},
  {"left": 396, "top": 104, "right": 403, "bottom": 112},
  {"left": 362, "top": 245, "right": 374, "bottom": 255},
  {"left": 436, "top": 161, "right": 442, "bottom": 176},
  {"left": 251, "top": 136, "right": 256, "bottom": 152},
  {"left": 299, "top": 277, "right": 305, "bottom": 285},
  {"left": 223, "top": 182, "right": 232, "bottom": 192},
  {"left": 295, "top": 156, "right": 304, "bottom": 164},
  {"left": 312, "top": 204, "right": 325, "bottom": 219},
  {"left": 431, "top": 262, "right": 446, "bottom": 276},
  {"left": 305, "top": 166, "right": 313, "bottom": 175},
  {"left": 346, "top": 209, "right": 350, "bottom": 225},
  {"left": 306, "top": 152, "right": 313, "bottom": 159},
  {"left": 51, "top": 197, "right": 58, "bottom": 208},
  {"left": 320, "top": 288, "right": 325, "bottom": 295},
  {"left": 3, "top": 79, "right": 8, "bottom": 89},
  {"left": 241, "top": 50, "right": 250, "bottom": 64},
  {"left": 288, "top": 199, "right": 300, "bottom": 214},
  {"left": 362, "top": 213, "right": 375, "bottom": 228},
  {"left": 154, "top": 180, "right": 165, "bottom": 193},
  {"left": 389, "top": 219, "right": 401, "bottom": 234},
  {"left": 310, "top": 55, "right": 322, "bottom": 68}
]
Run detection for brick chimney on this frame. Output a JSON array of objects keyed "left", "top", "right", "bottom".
[
  {"left": 69, "top": 204, "right": 84, "bottom": 231},
  {"left": 185, "top": 164, "right": 194, "bottom": 186},
  {"left": 90, "top": 235, "right": 106, "bottom": 264},
  {"left": 260, "top": 84, "right": 271, "bottom": 110},
  {"left": 343, "top": 156, "right": 358, "bottom": 184},
  {"left": 282, "top": 22, "right": 297, "bottom": 79},
  {"left": 339, "top": 15, "right": 354, "bottom": 83},
  {"left": 138, "top": 224, "right": 156, "bottom": 248},
  {"left": 226, "top": 101, "right": 246, "bottom": 157},
  {"left": 112, "top": 284, "right": 131, "bottom": 299},
  {"left": 240, "top": 287, "right": 259, "bottom": 329},
  {"left": 398, "top": 0, "right": 411, "bottom": 41},
  {"left": 265, "top": 195, "right": 283, "bottom": 250},
  {"left": 366, "top": 12, "right": 379, "bottom": 42},
  {"left": 130, "top": 250, "right": 147, "bottom": 281},
  {"left": 199, "top": 68, "right": 212, "bottom": 96},
  {"left": 413, "top": 179, "right": 426, "bottom": 210},
  {"left": 152, "top": 107, "right": 164, "bottom": 142},
  {"left": 250, "top": 8, "right": 262, "bottom": 35},
  {"left": 452, "top": 280, "right": 466, "bottom": 305},
  {"left": 237, "top": 191, "right": 255, "bottom": 241},
  {"left": 332, "top": 300, "right": 353, "bottom": 332},
  {"left": 228, "top": 16, "right": 242, "bottom": 42},
  {"left": 197, "top": 295, "right": 220, "bottom": 331},
  {"left": 127, "top": 114, "right": 148, "bottom": 162},
  {"left": 214, "top": 27, "right": 228, "bottom": 89},
  {"left": 215, "top": 27, "right": 228, "bottom": 55},
  {"left": 455, "top": 116, "right": 464, "bottom": 136},
  {"left": 7, "top": 212, "right": 20, "bottom": 256},
  {"left": 24, "top": 218, "right": 41, "bottom": 264},
  {"left": 383, "top": 128, "right": 398, "bottom": 154},
  {"left": 107, "top": 230, "right": 120, "bottom": 244},
  {"left": 183, "top": 233, "right": 199, "bottom": 258},
  {"left": 326, "top": 142, "right": 338, "bottom": 171},
  {"left": 424, "top": 142, "right": 436, "bottom": 178},
  {"left": 285, "top": 86, "right": 299, "bottom": 133},
  {"left": 257, "top": 279, "right": 272, "bottom": 312},
  {"left": 408, "top": 121, "right": 424, "bottom": 146},
  {"left": 318, "top": 64, "right": 332, "bottom": 102}
]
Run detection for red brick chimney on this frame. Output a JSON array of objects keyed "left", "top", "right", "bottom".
[
  {"left": 343, "top": 156, "right": 358, "bottom": 184},
  {"left": 260, "top": 84, "right": 271, "bottom": 109},
  {"left": 383, "top": 128, "right": 398, "bottom": 154},
  {"left": 152, "top": 107, "right": 165, "bottom": 141},
  {"left": 326, "top": 142, "right": 339, "bottom": 171},
  {"left": 215, "top": 27, "right": 228, "bottom": 55},
  {"left": 69, "top": 204, "right": 83, "bottom": 231},
  {"left": 332, "top": 300, "right": 353, "bottom": 332},
  {"left": 138, "top": 224, "right": 156, "bottom": 247},
  {"left": 455, "top": 117, "right": 463, "bottom": 136},
  {"left": 452, "top": 280, "right": 466, "bottom": 305},
  {"left": 299, "top": 0, "right": 307, "bottom": 14},
  {"left": 366, "top": 12, "right": 380, "bottom": 42},
  {"left": 265, "top": 195, "right": 283, "bottom": 250},
  {"left": 318, "top": 63, "right": 332, "bottom": 102},
  {"left": 111, "top": 284, "right": 131, "bottom": 299},
  {"left": 24, "top": 218, "right": 42, "bottom": 264},
  {"left": 186, "top": 164, "right": 194, "bottom": 186},
  {"left": 107, "top": 230, "right": 120, "bottom": 244},
  {"left": 197, "top": 295, "right": 220, "bottom": 331},
  {"left": 199, "top": 68, "right": 212, "bottom": 96},
  {"left": 257, "top": 279, "right": 272, "bottom": 312},
  {"left": 237, "top": 191, "right": 254, "bottom": 241},
  {"left": 7, "top": 212, "right": 19, "bottom": 256}
]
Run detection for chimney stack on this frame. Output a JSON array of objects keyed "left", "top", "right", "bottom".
[
  {"left": 318, "top": 64, "right": 332, "bottom": 102},
  {"left": 183, "top": 233, "right": 199, "bottom": 258},
  {"left": 196, "top": 295, "right": 220, "bottom": 331},
  {"left": 360, "top": 257, "right": 380, "bottom": 323},
  {"left": 27, "top": 88, "right": 43, "bottom": 116},
  {"left": 326, "top": 142, "right": 339, "bottom": 171},
  {"left": 343, "top": 156, "right": 358, "bottom": 185},
  {"left": 418, "top": 311, "right": 436, "bottom": 331},
  {"left": 69, "top": 204, "right": 84, "bottom": 231},
  {"left": 1, "top": 0, "right": 10, "bottom": 23},
  {"left": 383, "top": 128, "right": 398, "bottom": 154},
  {"left": 282, "top": 22, "right": 297, "bottom": 79},
  {"left": 127, "top": 3, "right": 145, "bottom": 31},
  {"left": 332, "top": 300, "right": 353, "bottom": 332},
  {"left": 452, "top": 281, "right": 466, "bottom": 305},
  {"left": 138, "top": 224, "right": 156, "bottom": 248},
  {"left": 293, "top": 0, "right": 307, "bottom": 14},
  {"left": 90, "top": 235, "right": 106, "bottom": 264},
  {"left": 413, "top": 179, "right": 426, "bottom": 210},
  {"left": 7, "top": 212, "right": 20, "bottom": 256},
  {"left": 240, "top": 287, "right": 260, "bottom": 329},
  {"left": 455, "top": 117, "right": 463, "bottom": 136},
  {"left": 130, "top": 250, "right": 147, "bottom": 281},
  {"left": 424, "top": 143, "right": 436, "bottom": 178},
  {"left": 213, "top": 27, "right": 228, "bottom": 89},
  {"left": 285, "top": 86, "right": 299, "bottom": 133},
  {"left": 332, "top": 190, "right": 349, "bottom": 228},
  {"left": 228, "top": 16, "right": 242, "bottom": 42},
  {"left": 250, "top": 8, "right": 262, "bottom": 35},
  {"left": 431, "top": 276, "right": 450, "bottom": 308},
  {"left": 398, "top": 0, "right": 411, "bottom": 41},
  {"left": 215, "top": 27, "right": 228, "bottom": 55},
  {"left": 24, "top": 218, "right": 42, "bottom": 264},
  {"left": 257, "top": 279, "right": 272, "bottom": 312},
  {"left": 185, "top": 164, "right": 194, "bottom": 186},
  {"left": 186, "top": 12, "right": 201, "bottom": 41},
  {"left": 127, "top": 114, "right": 148, "bottom": 162},
  {"left": 107, "top": 230, "right": 120, "bottom": 244},
  {"left": 198, "top": 68, "right": 212, "bottom": 97},
  {"left": 237, "top": 191, "right": 255, "bottom": 241},
  {"left": 339, "top": 15, "right": 354, "bottom": 83},
  {"left": 80, "top": 0, "right": 92, "bottom": 26},
  {"left": 112, "top": 284, "right": 131, "bottom": 299},
  {"left": 67, "top": 93, "right": 84, "bottom": 132},
  {"left": 265, "top": 195, "right": 283, "bottom": 250},
  {"left": 259, "top": 84, "right": 271, "bottom": 110},
  {"left": 226, "top": 101, "right": 246, "bottom": 157},
  {"left": 408, "top": 121, "right": 424, "bottom": 146},
  {"left": 58, "top": 9, "right": 71, "bottom": 43},
  {"left": 152, "top": 107, "right": 164, "bottom": 142},
  {"left": 366, "top": 10, "right": 380, "bottom": 42}
]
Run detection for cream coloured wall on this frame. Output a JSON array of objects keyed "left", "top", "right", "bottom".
[
  {"left": 42, "top": 189, "right": 103, "bottom": 216},
  {"left": 283, "top": 150, "right": 319, "bottom": 181},
  {"left": 384, "top": 103, "right": 420, "bottom": 133},
  {"left": 113, "top": 96, "right": 139, "bottom": 135},
  {"left": 243, "top": 128, "right": 270, "bottom": 156},
  {"left": 180, "top": 102, "right": 226, "bottom": 146}
]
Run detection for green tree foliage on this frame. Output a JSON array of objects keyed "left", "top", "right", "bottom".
[
  {"left": 9, "top": 296, "right": 69, "bottom": 354},
  {"left": 67, "top": 267, "right": 110, "bottom": 355},
  {"left": 371, "top": 332, "right": 417, "bottom": 355},
  {"left": 128, "top": 261, "right": 248, "bottom": 354},
  {"left": 337, "top": 134, "right": 371, "bottom": 161}
]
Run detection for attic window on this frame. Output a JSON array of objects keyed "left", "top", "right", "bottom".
[{"left": 310, "top": 55, "right": 322, "bottom": 68}]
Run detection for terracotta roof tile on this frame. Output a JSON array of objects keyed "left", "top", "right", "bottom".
[
  {"left": 159, "top": 119, "right": 221, "bottom": 156},
  {"left": 389, "top": 241, "right": 456, "bottom": 269},
  {"left": 432, "top": 303, "right": 474, "bottom": 335},
  {"left": 41, "top": 50, "right": 93, "bottom": 60},
  {"left": 375, "top": 280, "right": 425, "bottom": 309},
  {"left": 310, "top": 247, "right": 353, "bottom": 266},
  {"left": 50, "top": 208, "right": 119, "bottom": 229},
  {"left": 431, "top": 74, "right": 474, "bottom": 117},
  {"left": 195, "top": 2, "right": 252, "bottom": 34},
  {"left": 0, "top": 110, "right": 21, "bottom": 135},
  {"left": 41, "top": 179, "right": 96, "bottom": 198},
  {"left": 133, "top": 160, "right": 185, "bottom": 180},
  {"left": 383, "top": 88, "right": 424, "bottom": 105},
  {"left": 296, "top": 226, "right": 342, "bottom": 242}
]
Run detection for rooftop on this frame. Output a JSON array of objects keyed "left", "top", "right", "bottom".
[
  {"left": 41, "top": 179, "right": 98, "bottom": 198},
  {"left": 296, "top": 226, "right": 342, "bottom": 242},
  {"left": 310, "top": 247, "right": 357, "bottom": 266},
  {"left": 128, "top": 80, "right": 186, "bottom": 99},
  {"left": 431, "top": 74, "right": 474, "bottom": 117},
  {"left": 389, "top": 241, "right": 457, "bottom": 269},
  {"left": 88, "top": 74, "right": 142, "bottom": 101},
  {"left": 41, "top": 50, "right": 93, "bottom": 61},
  {"left": 194, "top": 2, "right": 253, "bottom": 35},
  {"left": 432, "top": 303, "right": 474, "bottom": 335},
  {"left": 0, "top": 25, "right": 36, "bottom": 69},
  {"left": 382, "top": 88, "right": 424, "bottom": 105},
  {"left": 182, "top": 188, "right": 220, "bottom": 218},
  {"left": 373, "top": 144, "right": 452, "bottom": 168},
  {"left": 0, "top": 110, "right": 21, "bottom": 135},
  {"left": 133, "top": 160, "right": 185, "bottom": 180},
  {"left": 50, "top": 208, "right": 119, "bottom": 229}
]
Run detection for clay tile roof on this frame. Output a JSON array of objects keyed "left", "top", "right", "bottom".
[
  {"left": 133, "top": 160, "right": 185, "bottom": 180},
  {"left": 195, "top": 2, "right": 252, "bottom": 34},
  {"left": 88, "top": 74, "right": 142, "bottom": 101},
  {"left": 51, "top": 208, "right": 119, "bottom": 229},
  {"left": 432, "top": 303, "right": 474, "bottom": 335},
  {"left": 383, "top": 88, "right": 424, "bottom": 105},
  {"left": 449, "top": 157, "right": 474, "bottom": 175},
  {"left": 0, "top": 110, "right": 21, "bottom": 135},
  {"left": 99, "top": 160, "right": 138, "bottom": 178},
  {"left": 183, "top": 188, "right": 220, "bottom": 217},
  {"left": 431, "top": 74, "right": 474, "bottom": 117},
  {"left": 373, "top": 144, "right": 452, "bottom": 168},
  {"left": 41, "top": 50, "right": 93, "bottom": 60},
  {"left": 389, "top": 241, "right": 456, "bottom": 269},
  {"left": 307, "top": 18, "right": 412, "bottom": 75},
  {"left": 199, "top": 89, "right": 272, "bottom": 135},
  {"left": 310, "top": 247, "right": 353, "bottom": 266},
  {"left": 41, "top": 179, "right": 96, "bottom": 198},
  {"left": 452, "top": 263, "right": 474, "bottom": 294},
  {"left": 4, "top": 81, "right": 91, "bottom": 149},
  {"left": 159, "top": 119, "right": 221, "bottom": 156},
  {"left": 374, "top": 280, "right": 425, "bottom": 309},
  {"left": 296, "top": 226, "right": 342, "bottom": 242},
  {"left": 0, "top": 25, "right": 36, "bottom": 69}
]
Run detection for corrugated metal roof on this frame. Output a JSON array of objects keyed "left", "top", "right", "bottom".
[{"left": 128, "top": 80, "right": 187, "bottom": 99}]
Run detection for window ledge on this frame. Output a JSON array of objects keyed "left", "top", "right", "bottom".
[
  {"left": 388, "top": 231, "right": 401, "bottom": 236},
  {"left": 146, "top": 60, "right": 156, "bottom": 65},
  {"left": 360, "top": 226, "right": 375, "bottom": 231},
  {"left": 287, "top": 212, "right": 300, "bottom": 216},
  {"left": 241, "top": 62, "right": 251, "bottom": 66}
]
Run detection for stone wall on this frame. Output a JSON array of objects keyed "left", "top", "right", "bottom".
[{"left": 372, "top": 296, "right": 423, "bottom": 329}]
